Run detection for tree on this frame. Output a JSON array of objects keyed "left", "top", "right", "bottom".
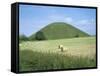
[
  {"left": 75, "top": 34, "right": 79, "bottom": 37},
  {"left": 19, "top": 34, "right": 28, "bottom": 42},
  {"left": 28, "top": 34, "right": 36, "bottom": 41},
  {"left": 35, "top": 31, "right": 46, "bottom": 40}
]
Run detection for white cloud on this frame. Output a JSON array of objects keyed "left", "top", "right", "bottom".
[
  {"left": 76, "top": 19, "right": 96, "bottom": 26},
  {"left": 72, "top": 19, "right": 96, "bottom": 35},
  {"left": 77, "top": 20, "right": 88, "bottom": 25},
  {"left": 48, "top": 15, "right": 62, "bottom": 20},
  {"left": 65, "top": 17, "right": 73, "bottom": 23},
  {"left": 47, "top": 14, "right": 73, "bottom": 24}
]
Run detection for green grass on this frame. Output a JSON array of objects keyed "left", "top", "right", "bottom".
[
  {"left": 19, "top": 37, "right": 96, "bottom": 71},
  {"left": 30, "top": 22, "right": 89, "bottom": 40}
]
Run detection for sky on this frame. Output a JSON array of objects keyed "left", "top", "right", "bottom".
[{"left": 19, "top": 4, "right": 96, "bottom": 37}]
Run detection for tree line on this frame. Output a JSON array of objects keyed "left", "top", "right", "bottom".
[{"left": 19, "top": 31, "right": 46, "bottom": 42}]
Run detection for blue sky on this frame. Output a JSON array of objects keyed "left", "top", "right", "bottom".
[{"left": 19, "top": 4, "right": 96, "bottom": 37}]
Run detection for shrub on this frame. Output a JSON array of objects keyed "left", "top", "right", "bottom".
[
  {"left": 19, "top": 34, "right": 28, "bottom": 42},
  {"left": 35, "top": 31, "right": 46, "bottom": 40},
  {"left": 75, "top": 34, "right": 79, "bottom": 37}
]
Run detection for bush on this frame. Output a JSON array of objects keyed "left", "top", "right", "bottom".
[
  {"left": 75, "top": 34, "right": 79, "bottom": 37},
  {"left": 35, "top": 31, "right": 46, "bottom": 40},
  {"left": 19, "top": 34, "right": 28, "bottom": 42}
]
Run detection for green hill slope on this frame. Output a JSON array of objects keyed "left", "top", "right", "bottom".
[{"left": 30, "top": 22, "right": 89, "bottom": 40}]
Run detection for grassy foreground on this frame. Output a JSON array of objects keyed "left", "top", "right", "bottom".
[{"left": 19, "top": 37, "right": 96, "bottom": 71}]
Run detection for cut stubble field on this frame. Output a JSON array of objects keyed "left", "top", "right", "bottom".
[{"left": 19, "top": 37, "right": 96, "bottom": 71}]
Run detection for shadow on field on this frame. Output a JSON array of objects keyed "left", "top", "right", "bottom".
[{"left": 19, "top": 49, "right": 96, "bottom": 72}]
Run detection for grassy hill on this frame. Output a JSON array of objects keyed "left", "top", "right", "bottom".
[{"left": 30, "top": 22, "right": 90, "bottom": 40}]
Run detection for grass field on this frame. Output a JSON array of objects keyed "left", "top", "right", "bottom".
[{"left": 19, "top": 37, "right": 96, "bottom": 71}]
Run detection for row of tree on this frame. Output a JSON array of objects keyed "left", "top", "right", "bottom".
[{"left": 19, "top": 31, "right": 46, "bottom": 42}]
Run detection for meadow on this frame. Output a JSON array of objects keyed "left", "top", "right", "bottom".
[{"left": 19, "top": 37, "right": 96, "bottom": 71}]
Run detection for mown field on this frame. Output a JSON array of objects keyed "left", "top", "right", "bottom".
[{"left": 19, "top": 37, "right": 96, "bottom": 71}]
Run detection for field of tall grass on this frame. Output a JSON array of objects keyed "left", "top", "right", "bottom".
[{"left": 19, "top": 37, "right": 96, "bottom": 71}]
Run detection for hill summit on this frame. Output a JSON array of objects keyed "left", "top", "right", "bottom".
[{"left": 30, "top": 22, "right": 89, "bottom": 40}]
